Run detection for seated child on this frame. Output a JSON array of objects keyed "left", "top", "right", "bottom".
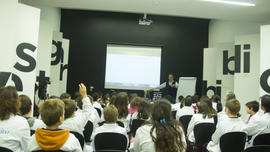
[
  {"left": 245, "top": 100, "right": 260, "bottom": 124},
  {"left": 207, "top": 99, "right": 246, "bottom": 152},
  {"left": 176, "top": 96, "right": 195, "bottom": 120},
  {"left": 91, "top": 105, "right": 128, "bottom": 151},
  {"left": 0, "top": 86, "right": 30, "bottom": 152},
  {"left": 187, "top": 101, "right": 215, "bottom": 142},
  {"left": 244, "top": 95, "right": 270, "bottom": 144},
  {"left": 19, "top": 94, "right": 46, "bottom": 130},
  {"left": 28, "top": 98, "right": 81, "bottom": 151}
]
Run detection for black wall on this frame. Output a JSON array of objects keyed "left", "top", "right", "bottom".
[{"left": 60, "top": 9, "right": 209, "bottom": 96}]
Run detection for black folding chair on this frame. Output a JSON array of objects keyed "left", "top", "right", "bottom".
[
  {"left": 219, "top": 132, "right": 247, "bottom": 152},
  {"left": 83, "top": 121, "right": 94, "bottom": 142},
  {"left": 193, "top": 123, "right": 216, "bottom": 151},
  {"left": 179, "top": 115, "right": 193, "bottom": 135},
  {"left": 0, "top": 147, "right": 13, "bottom": 152},
  {"left": 95, "top": 108, "right": 102, "bottom": 118},
  {"left": 31, "top": 129, "right": 36, "bottom": 136},
  {"left": 70, "top": 131, "right": 85, "bottom": 150},
  {"left": 172, "top": 111, "right": 177, "bottom": 119},
  {"left": 94, "top": 132, "right": 128, "bottom": 152},
  {"left": 33, "top": 150, "right": 65, "bottom": 152},
  {"left": 244, "top": 145, "right": 270, "bottom": 152},
  {"left": 99, "top": 121, "right": 124, "bottom": 128},
  {"left": 253, "top": 133, "right": 270, "bottom": 146},
  {"left": 130, "top": 119, "right": 145, "bottom": 136}
]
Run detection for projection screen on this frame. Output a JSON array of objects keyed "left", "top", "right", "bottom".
[{"left": 105, "top": 44, "right": 161, "bottom": 90}]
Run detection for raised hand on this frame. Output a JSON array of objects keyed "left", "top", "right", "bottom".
[{"left": 79, "top": 83, "right": 87, "bottom": 98}]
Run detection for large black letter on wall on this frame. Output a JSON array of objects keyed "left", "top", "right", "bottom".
[
  {"left": 14, "top": 43, "right": 37, "bottom": 72},
  {"left": 260, "top": 69, "right": 270, "bottom": 93}
]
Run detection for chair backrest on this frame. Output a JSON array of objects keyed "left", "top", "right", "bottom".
[
  {"left": 179, "top": 115, "right": 193, "bottom": 135},
  {"left": 83, "top": 121, "right": 94, "bottom": 142},
  {"left": 94, "top": 132, "right": 128, "bottom": 151},
  {"left": 172, "top": 111, "right": 177, "bottom": 119},
  {"left": 70, "top": 131, "right": 85, "bottom": 150},
  {"left": 95, "top": 108, "right": 102, "bottom": 118},
  {"left": 220, "top": 132, "right": 247, "bottom": 152},
  {"left": 244, "top": 145, "right": 270, "bottom": 152},
  {"left": 194, "top": 123, "right": 216, "bottom": 146},
  {"left": 130, "top": 119, "right": 145, "bottom": 136},
  {"left": 0, "top": 147, "right": 13, "bottom": 152},
  {"left": 31, "top": 129, "right": 36, "bottom": 136},
  {"left": 99, "top": 121, "right": 124, "bottom": 128},
  {"left": 253, "top": 133, "right": 270, "bottom": 146},
  {"left": 32, "top": 150, "right": 65, "bottom": 152}
]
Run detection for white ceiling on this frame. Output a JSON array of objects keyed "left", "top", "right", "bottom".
[{"left": 21, "top": 0, "right": 270, "bottom": 23}]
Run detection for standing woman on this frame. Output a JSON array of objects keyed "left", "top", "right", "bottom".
[{"left": 133, "top": 99, "right": 186, "bottom": 152}]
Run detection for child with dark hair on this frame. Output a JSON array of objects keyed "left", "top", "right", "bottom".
[
  {"left": 131, "top": 97, "right": 152, "bottom": 121},
  {"left": 245, "top": 100, "right": 260, "bottom": 124},
  {"left": 187, "top": 101, "right": 215, "bottom": 143},
  {"left": 112, "top": 92, "right": 131, "bottom": 132},
  {"left": 129, "top": 96, "right": 141, "bottom": 115},
  {"left": 0, "top": 86, "right": 30, "bottom": 152},
  {"left": 211, "top": 94, "right": 222, "bottom": 112},
  {"left": 60, "top": 93, "right": 71, "bottom": 100},
  {"left": 133, "top": 99, "right": 186, "bottom": 152},
  {"left": 171, "top": 95, "right": 184, "bottom": 112},
  {"left": 176, "top": 96, "right": 195, "bottom": 120},
  {"left": 19, "top": 94, "right": 46, "bottom": 130},
  {"left": 244, "top": 95, "right": 270, "bottom": 145}
]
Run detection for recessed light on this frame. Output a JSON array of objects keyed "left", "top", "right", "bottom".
[{"left": 201, "top": 0, "right": 256, "bottom": 6}]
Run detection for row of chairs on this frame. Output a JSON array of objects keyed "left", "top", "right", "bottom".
[{"left": 178, "top": 114, "right": 270, "bottom": 152}]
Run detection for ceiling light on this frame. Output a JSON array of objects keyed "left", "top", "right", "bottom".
[{"left": 201, "top": 0, "right": 256, "bottom": 6}]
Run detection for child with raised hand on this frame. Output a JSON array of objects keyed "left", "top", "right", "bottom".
[{"left": 59, "top": 83, "right": 95, "bottom": 151}]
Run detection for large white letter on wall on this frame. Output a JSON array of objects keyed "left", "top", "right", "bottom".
[
  {"left": 202, "top": 48, "right": 220, "bottom": 97},
  {"left": 260, "top": 25, "right": 270, "bottom": 96},
  {"left": 0, "top": 2, "right": 40, "bottom": 105},
  {"left": 234, "top": 34, "right": 260, "bottom": 120}
]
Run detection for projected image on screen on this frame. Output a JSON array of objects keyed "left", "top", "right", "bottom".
[{"left": 105, "top": 44, "right": 161, "bottom": 90}]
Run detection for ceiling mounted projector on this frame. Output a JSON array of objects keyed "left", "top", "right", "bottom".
[{"left": 139, "top": 13, "right": 153, "bottom": 26}]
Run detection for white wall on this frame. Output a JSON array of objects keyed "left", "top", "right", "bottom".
[{"left": 209, "top": 20, "right": 261, "bottom": 47}]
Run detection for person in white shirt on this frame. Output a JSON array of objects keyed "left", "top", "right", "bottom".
[
  {"left": 92, "top": 92, "right": 103, "bottom": 110},
  {"left": 211, "top": 95, "right": 222, "bottom": 112},
  {"left": 171, "top": 96, "right": 184, "bottom": 112},
  {"left": 28, "top": 92, "right": 82, "bottom": 152},
  {"left": 207, "top": 99, "right": 247, "bottom": 152},
  {"left": 59, "top": 84, "right": 95, "bottom": 152},
  {"left": 92, "top": 105, "right": 128, "bottom": 151},
  {"left": 133, "top": 99, "right": 186, "bottom": 152},
  {"left": 75, "top": 96, "right": 100, "bottom": 138},
  {"left": 150, "top": 74, "right": 179, "bottom": 103},
  {"left": 187, "top": 101, "right": 215, "bottom": 143},
  {"left": 19, "top": 94, "right": 46, "bottom": 130},
  {"left": 176, "top": 96, "right": 195, "bottom": 121},
  {"left": 0, "top": 86, "right": 30, "bottom": 152},
  {"left": 245, "top": 101, "right": 260, "bottom": 124},
  {"left": 218, "top": 91, "right": 236, "bottom": 121},
  {"left": 244, "top": 95, "right": 270, "bottom": 143},
  {"left": 131, "top": 98, "right": 151, "bottom": 123},
  {"left": 112, "top": 92, "right": 131, "bottom": 132}
]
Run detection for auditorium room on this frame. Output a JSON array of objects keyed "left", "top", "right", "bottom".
[{"left": 1, "top": 0, "right": 270, "bottom": 152}]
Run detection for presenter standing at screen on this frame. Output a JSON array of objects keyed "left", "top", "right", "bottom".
[{"left": 150, "top": 74, "right": 178, "bottom": 102}]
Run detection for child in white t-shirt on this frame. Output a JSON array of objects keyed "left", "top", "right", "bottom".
[{"left": 0, "top": 86, "right": 30, "bottom": 152}]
